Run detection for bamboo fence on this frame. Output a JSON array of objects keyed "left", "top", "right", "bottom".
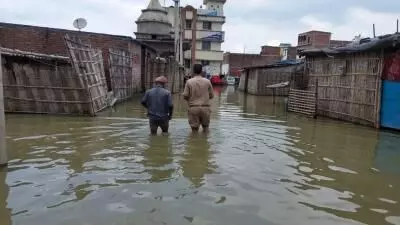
[
  {"left": 288, "top": 88, "right": 317, "bottom": 117},
  {"left": 109, "top": 48, "right": 136, "bottom": 102},
  {"left": 306, "top": 52, "right": 382, "bottom": 127},
  {"left": 1, "top": 48, "right": 92, "bottom": 114},
  {"left": 240, "top": 64, "right": 303, "bottom": 96},
  {"left": 64, "top": 34, "right": 108, "bottom": 116},
  {"left": 144, "top": 57, "right": 184, "bottom": 93}
]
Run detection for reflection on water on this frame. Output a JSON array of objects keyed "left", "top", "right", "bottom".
[
  {"left": 142, "top": 135, "right": 174, "bottom": 183},
  {"left": 1, "top": 86, "right": 400, "bottom": 225},
  {"left": 0, "top": 167, "right": 11, "bottom": 225},
  {"left": 181, "top": 134, "right": 216, "bottom": 188}
]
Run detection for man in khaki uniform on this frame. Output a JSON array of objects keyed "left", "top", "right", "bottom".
[{"left": 183, "top": 64, "right": 214, "bottom": 132}]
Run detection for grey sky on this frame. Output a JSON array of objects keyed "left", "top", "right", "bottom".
[{"left": 0, "top": 0, "right": 399, "bottom": 53}]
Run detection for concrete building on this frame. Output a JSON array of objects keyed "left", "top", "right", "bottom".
[
  {"left": 297, "top": 30, "right": 351, "bottom": 52},
  {"left": 222, "top": 53, "right": 280, "bottom": 77},
  {"left": 181, "top": 0, "right": 226, "bottom": 76},
  {"left": 134, "top": 0, "right": 174, "bottom": 57},
  {"left": 222, "top": 43, "right": 298, "bottom": 77},
  {"left": 135, "top": 0, "right": 172, "bottom": 40},
  {"left": 261, "top": 43, "right": 297, "bottom": 61},
  {"left": 0, "top": 22, "right": 157, "bottom": 92}
]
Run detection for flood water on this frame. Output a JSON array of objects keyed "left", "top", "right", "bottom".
[{"left": 1, "top": 86, "right": 400, "bottom": 225}]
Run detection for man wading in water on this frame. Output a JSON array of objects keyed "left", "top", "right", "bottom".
[
  {"left": 141, "top": 76, "right": 173, "bottom": 135},
  {"left": 183, "top": 64, "right": 214, "bottom": 133}
]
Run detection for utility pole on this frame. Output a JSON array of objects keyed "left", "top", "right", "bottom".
[
  {"left": 179, "top": 19, "right": 184, "bottom": 65},
  {"left": 173, "top": 0, "right": 180, "bottom": 63},
  {"left": 0, "top": 49, "right": 7, "bottom": 167},
  {"left": 373, "top": 24, "right": 376, "bottom": 38}
]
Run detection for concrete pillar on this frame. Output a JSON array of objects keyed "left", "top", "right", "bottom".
[
  {"left": 0, "top": 49, "right": 7, "bottom": 167},
  {"left": 173, "top": 0, "right": 180, "bottom": 63}
]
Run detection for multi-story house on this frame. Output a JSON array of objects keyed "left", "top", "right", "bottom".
[
  {"left": 297, "top": 30, "right": 351, "bottom": 52},
  {"left": 222, "top": 43, "right": 297, "bottom": 77},
  {"left": 260, "top": 43, "right": 297, "bottom": 61},
  {"left": 181, "top": 0, "right": 226, "bottom": 76}
]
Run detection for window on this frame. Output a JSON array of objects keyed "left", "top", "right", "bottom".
[
  {"left": 185, "top": 20, "right": 192, "bottom": 29},
  {"left": 151, "top": 35, "right": 156, "bottom": 40},
  {"left": 203, "top": 21, "right": 212, "bottom": 30},
  {"left": 201, "top": 60, "right": 210, "bottom": 66},
  {"left": 184, "top": 59, "right": 191, "bottom": 68},
  {"left": 307, "top": 37, "right": 311, "bottom": 43},
  {"left": 202, "top": 41, "right": 211, "bottom": 50},
  {"left": 298, "top": 35, "right": 307, "bottom": 42}
]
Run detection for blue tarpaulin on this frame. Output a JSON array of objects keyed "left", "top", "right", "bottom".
[{"left": 380, "top": 80, "right": 400, "bottom": 130}]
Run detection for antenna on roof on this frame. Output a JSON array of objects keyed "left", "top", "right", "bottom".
[
  {"left": 397, "top": 19, "right": 399, "bottom": 33},
  {"left": 73, "top": 18, "right": 87, "bottom": 31},
  {"left": 373, "top": 24, "right": 376, "bottom": 38}
]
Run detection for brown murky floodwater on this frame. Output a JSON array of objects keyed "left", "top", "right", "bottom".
[{"left": 1, "top": 86, "right": 400, "bottom": 225}]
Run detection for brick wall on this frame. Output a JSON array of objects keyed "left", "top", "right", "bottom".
[
  {"left": 0, "top": 22, "right": 154, "bottom": 91},
  {"left": 298, "top": 31, "right": 331, "bottom": 49},
  {"left": 224, "top": 52, "right": 280, "bottom": 76},
  {"left": 261, "top": 46, "right": 280, "bottom": 56},
  {"left": 313, "top": 32, "right": 331, "bottom": 48},
  {"left": 261, "top": 46, "right": 297, "bottom": 60},
  {"left": 297, "top": 31, "right": 350, "bottom": 50}
]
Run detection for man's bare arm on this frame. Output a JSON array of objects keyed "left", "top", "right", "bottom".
[{"left": 208, "top": 81, "right": 214, "bottom": 99}]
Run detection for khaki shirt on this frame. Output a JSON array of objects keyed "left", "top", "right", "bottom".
[{"left": 183, "top": 76, "right": 214, "bottom": 107}]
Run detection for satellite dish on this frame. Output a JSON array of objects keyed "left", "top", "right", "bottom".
[{"left": 73, "top": 18, "right": 87, "bottom": 31}]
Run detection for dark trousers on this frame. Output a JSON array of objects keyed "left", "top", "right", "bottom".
[{"left": 149, "top": 119, "right": 169, "bottom": 134}]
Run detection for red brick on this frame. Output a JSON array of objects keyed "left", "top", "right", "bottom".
[{"left": 0, "top": 22, "right": 157, "bottom": 91}]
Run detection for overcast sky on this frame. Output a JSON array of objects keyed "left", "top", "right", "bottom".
[{"left": 0, "top": 0, "right": 399, "bottom": 53}]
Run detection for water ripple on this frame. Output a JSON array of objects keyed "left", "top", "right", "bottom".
[{"left": 1, "top": 88, "right": 400, "bottom": 225}]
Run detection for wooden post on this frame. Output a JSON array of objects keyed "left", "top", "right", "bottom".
[
  {"left": 314, "top": 78, "right": 318, "bottom": 119},
  {"left": 272, "top": 89, "right": 276, "bottom": 104},
  {"left": 373, "top": 24, "right": 376, "bottom": 38},
  {"left": 244, "top": 69, "right": 249, "bottom": 93},
  {"left": 375, "top": 50, "right": 384, "bottom": 129},
  {"left": 0, "top": 49, "right": 7, "bottom": 167}
]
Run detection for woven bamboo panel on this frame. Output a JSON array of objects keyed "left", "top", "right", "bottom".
[
  {"left": 238, "top": 71, "right": 246, "bottom": 91},
  {"left": 288, "top": 88, "right": 317, "bottom": 117},
  {"left": 144, "top": 57, "right": 183, "bottom": 93},
  {"left": 306, "top": 52, "right": 382, "bottom": 127},
  {"left": 64, "top": 34, "right": 108, "bottom": 116},
  {"left": 132, "top": 52, "right": 141, "bottom": 93},
  {"left": 1, "top": 54, "right": 91, "bottom": 115},
  {"left": 245, "top": 65, "right": 301, "bottom": 96},
  {"left": 109, "top": 48, "right": 135, "bottom": 102}
]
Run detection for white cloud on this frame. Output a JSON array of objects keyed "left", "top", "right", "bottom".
[
  {"left": 225, "top": 6, "right": 400, "bottom": 53},
  {"left": 181, "top": 0, "right": 271, "bottom": 10},
  {"left": 299, "top": 7, "right": 399, "bottom": 40},
  {"left": 300, "top": 15, "right": 333, "bottom": 31}
]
